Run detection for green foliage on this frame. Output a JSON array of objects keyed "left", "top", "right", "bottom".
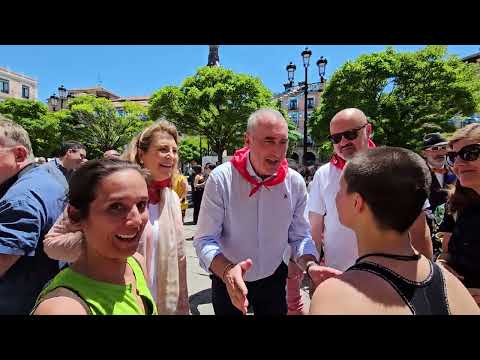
[
  {"left": 0, "top": 97, "right": 152, "bottom": 159},
  {"left": 60, "top": 95, "right": 152, "bottom": 158},
  {"left": 0, "top": 98, "right": 60, "bottom": 157},
  {"left": 149, "top": 66, "right": 280, "bottom": 163},
  {"left": 178, "top": 135, "right": 208, "bottom": 163},
  {"left": 310, "top": 46, "right": 480, "bottom": 152}
]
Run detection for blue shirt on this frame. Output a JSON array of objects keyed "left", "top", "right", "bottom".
[
  {"left": 194, "top": 157, "right": 319, "bottom": 282},
  {"left": 41, "top": 158, "right": 71, "bottom": 192},
  {"left": 0, "top": 164, "right": 66, "bottom": 314}
]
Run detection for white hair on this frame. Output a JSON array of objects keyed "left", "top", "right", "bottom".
[{"left": 246, "top": 108, "right": 287, "bottom": 132}]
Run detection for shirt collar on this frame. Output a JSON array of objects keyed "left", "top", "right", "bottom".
[
  {"left": 55, "top": 158, "right": 72, "bottom": 178},
  {"left": 0, "top": 163, "right": 37, "bottom": 198},
  {"left": 246, "top": 153, "right": 277, "bottom": 182}
]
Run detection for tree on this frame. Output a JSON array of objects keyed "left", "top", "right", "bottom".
[
  {"left": 60, "top": 95, "right": 152, "bottom": 159},
  {"left": 178, "top": 135, "right": 206, "bottom": 164},
  {"left": 149, "top": 66, "right": 279, "bottom": 164},
  {"left": 310, "top": 46, "right": 480, "bottom": 151},
  {"left": 0, "top": 98, "right": 61, "bottom": 157}
]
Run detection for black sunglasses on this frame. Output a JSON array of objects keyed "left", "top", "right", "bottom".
[
  {"left": 446, "top": 144, "right": 480, "bottom": 166},
  {"left": 328, "top": 123, "right": 368, "bottom": 144}
]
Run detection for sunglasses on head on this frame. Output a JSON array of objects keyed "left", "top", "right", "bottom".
[
  {"left": 328, "top": 123, "right": 368, "bottom": 144},
  {"left": 446, "top": 144, "right": 480, "bottom": 166},
  {"left": 425, "top": 145, "right": 448, "bottom": 151}
]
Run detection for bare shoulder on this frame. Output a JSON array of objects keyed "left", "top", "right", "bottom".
[
  {"left": 132, "top": 252, "right": 148, "bottom": 275},
  {"left": 310, "top": 273, "right": 367, "bottom": 315},
  {"left": 438, "top": 264, "right": 480, "bottom": 315},
  {"left": 310, "top": 270, "right": 411, "bottom": 315},
  {"left": 33, "top": 288, "right": 89, "bottom": 315}
]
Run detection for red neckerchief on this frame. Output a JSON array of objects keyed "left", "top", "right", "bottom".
[
  {"left": 148, "top": 178, "right": 171, "bottom": 204},
  {"left": 330, "top": 139, "right": 377, "bottom": 170},
  {"left": 230, "top": 147, "right": 288, "bottom": 197}
]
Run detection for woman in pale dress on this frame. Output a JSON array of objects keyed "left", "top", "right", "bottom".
[{"left": 44, "top": 120, "right": 189, "bottom": 315}]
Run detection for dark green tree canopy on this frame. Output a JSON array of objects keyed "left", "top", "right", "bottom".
[
  {"left": 310, "top": 46, "right": 480, "bottom": 150},
  {"left": 59, "top": 95, "right": 151, "bottom": 159},
  {"left": 0, "top": 98, "right": 60, "bottom": 157},
  {"left": 0, "top": 96, "right": 151, "bottom": 159},
  {"left": 149, "top": 66, "right": 283, "bottom": 163}
]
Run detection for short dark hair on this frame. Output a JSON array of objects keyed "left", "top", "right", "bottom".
[
  {"left": 343, "top": 146, "right": 431, "bottom": 233},
  {"left": 59, "top": 140, "right": 86, "bottom": 157},
  {"left": 68, "top": 159, "right": 147, "bottom": 222},
  {"left": 192, "top": 165, "right": 203, "bottom": 175},
  {"left": 205, "top": 163, "right": 216, "bottom": 171}
]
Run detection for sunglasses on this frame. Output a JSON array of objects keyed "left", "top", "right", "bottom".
[
  {"left": 328, "top": 123, "right": 368, "bottom": 144},
  {"left": 446, "top": 144, "right": 480, "bottom": 166},
  {"left": 425, "top": 145, "right": 448, "bottom": 151}
]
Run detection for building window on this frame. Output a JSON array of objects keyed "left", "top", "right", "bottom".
[
  {"left": 0, "top": 79, "right": 9, "bottom": 94},
  {"left": 117, "top": 109, "right": 125, "bottom": 117},
  {"left": 22, "top": 85, "right": 30, "bottom": 99},
  {"left": 290, "top": 112, "right": 299, "bottom": 125},
  {"left": 288, "top": 98, "right": 298, "bottom": 110},
  {"left": 307, "top": 98, "right": 314, "bottom": 109}
]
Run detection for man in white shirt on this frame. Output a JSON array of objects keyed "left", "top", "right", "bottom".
[
  {"left": 308, "top": 108, "right": 433, "bottom": 273},
  {"left": 194, "top": 108, "right": 339, "bottom": 315}
]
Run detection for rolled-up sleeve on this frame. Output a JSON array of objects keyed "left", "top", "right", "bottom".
[
  {"left": 0, "top": 199, "right": 43, "bottom": 256},
  {"left": 193, "top": 175, "right": 225, "bottom": 273},
  {"left": 288, "top": 182, "right": 319, "bottom": 262},
  {"left": 43, "top": 209, "right": 84, "bottom": 262}
]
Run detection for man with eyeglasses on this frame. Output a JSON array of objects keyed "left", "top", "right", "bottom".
[
  {"left": 421, "top": 133, "right": 456, "bottom": 255},
  {"left": 307, "top": 108, "right": 433, "bottom": 276}
]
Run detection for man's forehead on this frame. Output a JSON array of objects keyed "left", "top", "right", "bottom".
[{"left": 330, "top": 110, "right": 366, "bottom": 132}]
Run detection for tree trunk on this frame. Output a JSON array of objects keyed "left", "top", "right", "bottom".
[{"left": 216, "top": 145, "right": 224, "bottom": 165}]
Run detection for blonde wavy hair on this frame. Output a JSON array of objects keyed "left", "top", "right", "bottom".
[
  {"left": 122, "top": 119, "right": 180, "bottom": 182},
  {"left": 449, "top": 123, "right": 480, "bottom": 147}
]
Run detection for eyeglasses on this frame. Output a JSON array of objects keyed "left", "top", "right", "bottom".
[
  {"left": 425, "top": 145, "right": 448, "bottom": 151},
  {"left": 446, "top": 144, "right": 480, "bottom": 166},
  {"left": 328, "top": 123, "right": 368, "bottom": 144}
]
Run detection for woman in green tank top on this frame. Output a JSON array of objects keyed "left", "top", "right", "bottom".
[{"left": 32, "top": 159, "right": 157, "bottom": 315}]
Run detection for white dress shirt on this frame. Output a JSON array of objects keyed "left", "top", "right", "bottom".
[
  {"left": 307, "top": 162, "right": 431, "bottom": 272},
  {"left": 194, "top": 156, "right": 319, "bottom": 282}
]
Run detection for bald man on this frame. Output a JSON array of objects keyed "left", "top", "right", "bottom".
[{"left": 307, "top": 108, "right": 433, "bottom": 273}]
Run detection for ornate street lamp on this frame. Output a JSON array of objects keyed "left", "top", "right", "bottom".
[
  {"left": 285, "top": 48, "right": 328, "bottom": 165},
  {"left": 49, "top": 93, "right": 59, "bottom": 112}
]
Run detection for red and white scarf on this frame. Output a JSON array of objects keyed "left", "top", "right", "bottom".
[
  {"left": 230, "top": 147, "right": 288, "bottom": 197},
  {"left": 148, "top": 178, "right": 171, "bottom": 204}
]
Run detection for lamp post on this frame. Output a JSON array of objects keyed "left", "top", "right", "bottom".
[
  {"left": 49, "top": 85, "right": 74, "bottom": 112},
  {"left": 286, "top": 48, "right": 327, "bottom": 165},
  {"left": 49, "top": 94, "right": 59, "bottom": 112}
]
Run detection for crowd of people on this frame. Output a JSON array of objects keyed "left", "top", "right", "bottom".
[{"left": 0, "top": 105, "right": 479, "bottom": 315}]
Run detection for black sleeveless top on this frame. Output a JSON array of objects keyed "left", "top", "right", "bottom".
[{"left": 346, "top": 260, "right": 450, "bottom": 315}]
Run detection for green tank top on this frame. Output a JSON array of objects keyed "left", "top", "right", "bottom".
[{"left": 33, "top": 256, "right": 157, "bottom": 315}]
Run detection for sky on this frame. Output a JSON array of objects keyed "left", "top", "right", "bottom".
[{"left": 1, "top": 45, "right": 479, "bottom": 103}]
